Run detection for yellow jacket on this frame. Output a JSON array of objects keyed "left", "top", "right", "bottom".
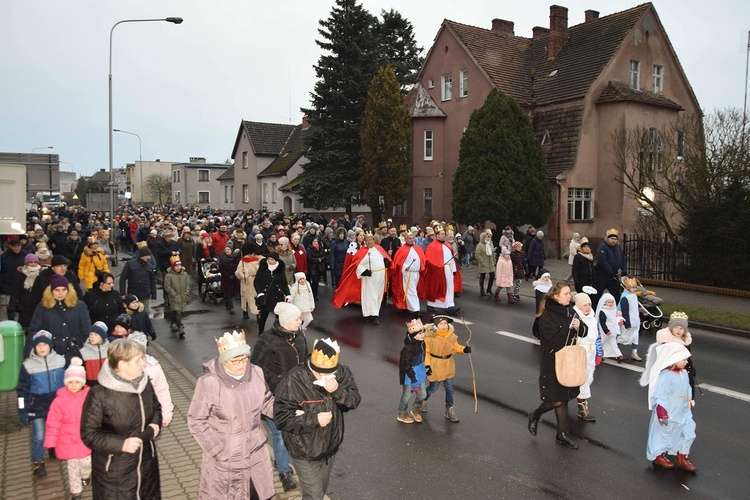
[
  {"left": 78, "top": 247, "right": 110, "bottom": 289},
  {"left": 424, "top": 324, "right": 467, "bottom": 382}
]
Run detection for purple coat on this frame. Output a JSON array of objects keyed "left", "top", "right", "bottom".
[{"left": 187, "top": 358, "right": 275, "bottom": 500}]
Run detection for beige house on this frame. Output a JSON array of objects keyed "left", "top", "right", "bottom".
[
  {"left": 128, "top": 160, "right": 178, "bottom": 204},
  {"left": 171, "top": 157, "right": 228, "bottom": 209},
  {"left": 408, "top": 3, "right": 700, "bottom": 255}
]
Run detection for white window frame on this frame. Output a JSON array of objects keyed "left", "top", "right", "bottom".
[
  {"left": 272, "top": 182, "right": 277, "bottom": 203},
  {"left": 567, "top": 188, "right": 594, "bottom": 221},
  {"left": 173, "top": 191, "right": 181, "bottom": 204},
  {"left": 629, "top": 60, "right": 640, "bottom": 90},
  {"left": 427, "top": 78, "right": 434, "bottom": 89},
  {"left": 424, "top": 130, "right": 433, "bottom": 161},
  {"left": 242, "top": 152, "right": 248, "bottom": 169},
  {"left": 197, "top": 169, "right": 210, "bottom": 182},
  {"left": 423, "top": 188, "right": 433, "bottom": 218},
  {"left": 653, "top": 65, "right": 663, "bottom": 95},
  {"left": 459, "top": 70, "right": 468, "bottom": 98},
  {"left": 173, "top": 170, "right": 180, "bottom": 183},
  {"left": 441, "top": 74, "right": 452, "bottom": 101},
  {"left": 242, "top": 184, "right": 249, "bottom": 203},
  {"left": 198, "top": 191, "right": 210, "bottom": 204}
]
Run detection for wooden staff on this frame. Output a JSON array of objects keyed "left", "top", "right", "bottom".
[{"left": 461, "top": 316, "right": 478, "bottom": 413}]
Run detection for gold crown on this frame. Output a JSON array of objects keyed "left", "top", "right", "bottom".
[
  {"left": 136, "top": 241, "right": 148, "bottom": 249},
  {"left": 624, "top": 277, "right": 638, "bottom": 288},
  {"left": 606, "top": 228, "right": 619, "bottom": 238},
  {"left": 430, "top": 220, "right": 438, "bottom": 227},
  {"left": 310, "top": 338, "right": 340, "bottom": 371},
  {"left": 364, "top": 230, "right": 374, "bottom": 237},
  {"left": 446, "top": 224, "right": 454, "bottom": 233},
  {"left": 406, "top": 318, "right": 424, "bottom": 334},
  {"left": 169, "top": 255, "right": 181, "bottom": 265},
  {"left": 377, "top": 221, "right": 387, "bottom": 228},
  {"left": 399, "top": 224, "right": 408, "bottom": 231},
  {"left": 215, "top": 330, "right": 247, "bottom": 355},
  {"left": 670, "top": 311, "right": 689, "bottom": 321},
  {"left": 434, "top": 225, "right": 445, "bottom": 233}
]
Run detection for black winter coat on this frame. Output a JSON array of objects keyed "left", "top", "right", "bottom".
[
  {"left": 306, "top": 244, "right": 327, "bottom": 279},
  {"left": 119, "top": 257, "right": 157, "bottom": 301},
  {"left": 274, "top": 362, "right": 360, "bottom": 462},
  {"left": 83, "top": 287, "right": 126, "bottom": 333},
  {"left": 1, "top": 249, "right": 27, "bottom": 293},
  {"left": 399, "top": 334, "right": 425, "bottom": 385},
  {"left": 251, "top": 322, "right": 308, "bottom": 393},
  {"left": 218, "top": 251, "right": 241, "bottom": 295},
  {"left": 64, "top": 237, "right": 86, "bottom": 271},
  {"left": 81, "top": 362, "right": 162, "bottom": 500},
  {"left": 9, "top": 268, "right": 38, "bottom": 328},
  {"left": 253, "top": 259, "right": 290, "bottom": 313},
  {"left": 27, "top": 297, "right": 91, "bottom": 359},
  {"left": 534, "top": 299, "right": 588, "bottom": 402},
  {"left": 30, "top": 268, "right": 83, "bottom": 306},
  {"left": 156, "top": 238, "right": 179, "bottom": 271},
  {"left": 572, "top": 253, "right": 595, "bottom": 293}
]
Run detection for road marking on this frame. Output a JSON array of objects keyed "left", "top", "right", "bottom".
[{"left": 494, "top": 330, "right": 750, "bottom": 403}]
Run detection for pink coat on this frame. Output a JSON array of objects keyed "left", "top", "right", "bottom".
[
  {"left": 44, "top": 385, "right": 92, "bottom": 460},
  {"left": 495, "top": 255, "right": 514, "bottom": 287}
]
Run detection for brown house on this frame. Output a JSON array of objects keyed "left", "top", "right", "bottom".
[{"left": 408, "top": 3, "right": 700, "bottom": 255}]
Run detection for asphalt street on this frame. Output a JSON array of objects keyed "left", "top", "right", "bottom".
[{"left": 149, "top": 273, "right": 750, "bottom": 500}]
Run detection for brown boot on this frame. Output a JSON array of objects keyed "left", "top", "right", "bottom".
[
  {"left": 493, "top": 290, "right": 501, "bottom": 302},
  {"left": 507, "top": 293, "right": 516, "bottom": 305},
  {"left": 653, "top": 453, "right": 675, "bottom": 469},
  {"left": 676, "top": 452, "right": 697, "bottom": 472}
]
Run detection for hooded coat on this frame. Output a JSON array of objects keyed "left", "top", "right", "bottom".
[
  {"left": 187, "top": 359, "right": 275, "bottom": 500},
  {"left": 43, "top": 385, "right": 92, "bottom": 459},
  {"left": 80, "top": 362, "right": 162, "bottom": 500},
  {"left": 27, "top": 285, "right": 91, "bottom": 359},
  {"left": 164, "top": 267, "right": 190, "bottom": 312},
  {"left": 236, "top": 254, "right": 262, "bottom": 315},
  {"left": 475, "top": 231, "right": 495, "bottom": 274},
  {"left": 78, "top": 246, "right": 111, "bottom": 290},
  {"left": 253, "top": 258, "right": 290, "bottom": 314}
]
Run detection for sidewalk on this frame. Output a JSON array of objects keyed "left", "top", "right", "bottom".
[{"left": 0, "top": 338, "right": 304, "bottom": 500}]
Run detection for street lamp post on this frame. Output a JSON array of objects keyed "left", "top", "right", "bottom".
[
  {"left": 113, "top": 129, "right": 143, "bottom": 203},
  {"left": 109, "top": 16, "right": 183, "bottom": 216}
]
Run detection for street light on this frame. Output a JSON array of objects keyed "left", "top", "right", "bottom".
[
  {"left": 109, "top": 17, "right": 183, "bottom": 216},
  {"left": 31, "top": 146, "right": 54, "bottom": 153},
  {"left": 113, "top": 129, "right": 143, "bottom": 203}
]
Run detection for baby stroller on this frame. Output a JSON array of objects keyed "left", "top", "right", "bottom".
[
  {"left": 620, "top": 276, "right": 664, "bottom": 331},
  {"left": 201, "top": 260, "right": 224, "bottom": 304}
]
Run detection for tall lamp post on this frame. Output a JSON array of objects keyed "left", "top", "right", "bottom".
[
  {"left": 109, "top": 17, "right": 183, "bottom": 216},
  {"left": 113, "top": 129, "right": 143, "bottom": 203}
]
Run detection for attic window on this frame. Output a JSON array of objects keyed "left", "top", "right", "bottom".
[
  {"left": 428, "top": 78, "right": 434, "bottom": 89},
  {"left": 549, "top": 70, "right": 558, "bottom": 77}
]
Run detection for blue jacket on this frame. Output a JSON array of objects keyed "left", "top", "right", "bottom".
[
  {"left": 119, "top": 256, "right": 157, "bottom": 301},
  {"left": 17, "top": 350, "right": 65, "bottom": 421},
  {"left": 595, "top": 242, "right": 627, "bottom": 277}
]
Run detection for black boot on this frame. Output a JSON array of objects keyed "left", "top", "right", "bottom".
[
  {"left": 555, "top": 432, "right": 578, "bottom": 449},
  {"left": 243, "top": 310, "right": 250, "bottom": 319},
  {"left": 528, "top": 412, "right": 539, "bottom": 436},
  {"left": 479, "top": 275, "right": 486, "bottom": 296},
  {"left": 279, "top": 472, "right": 297, "bottom": 492}
]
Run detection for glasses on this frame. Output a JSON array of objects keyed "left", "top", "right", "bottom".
[
  {"left": 228, "top": 356, "right": 249, "bottom": 366},
  {"left": 103, "top": 281, "right": 114, "bottom": 286}
]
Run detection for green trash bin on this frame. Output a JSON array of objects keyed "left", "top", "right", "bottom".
[{"left": 0, "top": 321, "right": 26, "bottom": 392}]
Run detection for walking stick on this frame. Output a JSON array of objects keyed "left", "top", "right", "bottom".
[{"left": 461, "top": 316, "right": 478, "bottom": 413}]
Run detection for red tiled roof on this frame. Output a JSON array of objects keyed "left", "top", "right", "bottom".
[
  {"left": 596, "top": 80, "right": 684, "bottom": 110},
  {"left": 532, "top": 104, "right": 585, "bottom": 178}
]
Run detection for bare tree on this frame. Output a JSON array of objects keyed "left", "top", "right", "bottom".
[{"left": 144, "top": 173, "right": 172, "bottom": 207}]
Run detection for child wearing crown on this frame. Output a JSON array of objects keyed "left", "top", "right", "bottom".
[
  {"left": 618, "top": 277, "right": 642, "bottom": 361},
  {"left": 397, "top": 319, "right": 427, "bottom": 424}
]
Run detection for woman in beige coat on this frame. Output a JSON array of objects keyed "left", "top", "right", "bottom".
[
  {"left": 474, "top": 230, "right": 495, "bottom": 296},
  {"left": 235, "top": 242, "right": 263, "bottom": 320}
]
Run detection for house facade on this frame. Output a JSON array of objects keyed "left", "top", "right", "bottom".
[
  {"left": 408, "top": 3, "right": 700, "bottom": 255},
  {"left": 170, "top": 157, "right": 228, "bottom": 209},
  {"left": 128, "top": 160, "right": 178, "bottom": 204}
]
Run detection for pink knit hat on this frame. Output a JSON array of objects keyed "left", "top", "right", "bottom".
[{"left": 65, "top": 357, "right": 86, "bottom": 384}]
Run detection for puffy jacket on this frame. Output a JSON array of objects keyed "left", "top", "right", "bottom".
[
  {"left": 274, "top": 362, "right": 360, "bottom": 462},
  {"left": 127, "top": 303, "right": 157, "bottom": 340},
  {"left": 253, "top": 259, "right": 290, "bottom": 314},
  {"left": 163, "top": 268, "right": 190, "bottom": 312},
  {"left": 78, "top": 247, "right": 111, "bottom": 290},
  {"left": 83, "top": 287, "right": 126, "bottom": 333},
  {"left": 399, "top": 334, "right": 425, "bottom": 385},
  {"left": 250, "top": 322, "right": 308, "bottom": 393},
  {"left": 17, "top": 350, "right": 66, "bottom": 421},
  {"left": 80, "top": 339, "right": 109, "bottom": 385},
  {"left": 527, "top": 236, "right": 546, "bottom": 267},
  {"left": 43, "top": 385, "right": 92, "bottom": 459},
  {"left": 80, "top": 361, "right": 162, "bottom": 500},
  {"left": 27, "top": 292, "right": 91, "bottom": 359},
  {"left": 119, "top": 256, "right": 157, "bottom": 301}
]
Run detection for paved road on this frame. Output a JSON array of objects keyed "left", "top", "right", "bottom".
[{"left": 154, "top": 273, "right": 750, "bottom": 499}]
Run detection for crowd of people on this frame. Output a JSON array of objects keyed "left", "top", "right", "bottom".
[{"left": 1, "top": 204, "right": 700, "bottom": 498}]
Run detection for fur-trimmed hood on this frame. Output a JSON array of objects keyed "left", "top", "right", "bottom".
[{"left": 42, "top": 284, "right": 79, "bottom": 309}]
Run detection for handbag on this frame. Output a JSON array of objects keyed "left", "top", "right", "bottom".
[{"left": 554, "top": 327, "right": 587, "bottom": 387}]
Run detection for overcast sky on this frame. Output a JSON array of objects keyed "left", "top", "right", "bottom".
[{"left": 2, "top": 0, "right": 749, "bottom": 177}]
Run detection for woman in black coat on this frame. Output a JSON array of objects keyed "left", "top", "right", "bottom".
[
  {"left": 83, "top": 272, "right": 126, "bottom": 333},
  {"left": 528, "top": 281, "right": 587, "bottom": 449},
  {"left": 306, "top": 237, "right": 327, "bottom": 300},
  {"left": 571, "top": 240, "right": 595, "bottom": 293},
  {"left": 81, "top": 338, "right": 162, "bottom": 499},
  {"left": 27, "top": 275, "right": 91, "bottom": 361},
  {"left": 253, "top": 252, "right": 290, "bottom": 332},
  {"left": 218, "top": 243, "right": 241, "bottom": 314}
]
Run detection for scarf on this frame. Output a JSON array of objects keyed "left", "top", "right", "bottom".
[
  {"left": 112, "top": 371, "right": 144, "bottom": 391},
  {"left": 578, "top": 250, "right": 593, "bottom": 261},
  {"left": 22, "top": 265, "right": 41, "bottom": 290},
  {"left": 485, "top": 240, "right": 493, "bottom": 255},
  {"left": 268, "top": 262, "right": 279, "bottom": 272}
]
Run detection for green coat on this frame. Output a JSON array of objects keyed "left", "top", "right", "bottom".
[
  {"left": 163, "top": 268, "right": 190, "bottom": 312},
  {"left": 475, "top": 231, "right": 496, "bottom": 274}
]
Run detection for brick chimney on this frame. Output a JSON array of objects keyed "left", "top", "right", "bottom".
[
  {"left": 547, "top": 5, "right": 568, "bottom": 60},
  {"left": 301, "top": 116, "right": 311, "bottom": 129},
  {"left": 491, "top": 18, "right": 515, "bottom": 36},
  {"left": 584, "top": 9, "right": 599, "bottom": 23},
  {"left": 532, "top": 26, "right": 550, "bottom": 39}
]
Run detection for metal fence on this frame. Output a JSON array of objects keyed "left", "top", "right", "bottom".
[{"left": 622, "top": 233, "right": 750, "bottom": 291}]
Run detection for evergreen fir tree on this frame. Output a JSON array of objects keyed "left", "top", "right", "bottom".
[
  {"left": 360, "top": 66, "right": 411, "bottom": 222},
  {"left": 375, "top": 9, "right": 423, "bottom": 90},
  {"left": 453, "top": 89, "right": 552, "bottom": 227}
]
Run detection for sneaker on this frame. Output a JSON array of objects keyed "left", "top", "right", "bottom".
[
  {"left": 631, "top": 350, "right": 642, "bottom": 361},
  {"left": 170, "top": 323, "right": 178, "bottom": 332},
  {"left": 397, "top": 412, "right": 414, "bottom": 424},
  {"left": 178, "top": 325, "right": 185, "bottom": 338},
  {"left": 445, "top": 406, "right": 459, "bottom": 422},
  {"left": 33, "top": 461, "right": 46, "bottom": 477},
  {"left": 410, "top": 408, "right": 423, "bottom": 423},
  {"left": 420, "top": 401, "right": 428, "bottom": 413},
  {"left": 279, "top": 472, "right": 297, "bottom": 491}
]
